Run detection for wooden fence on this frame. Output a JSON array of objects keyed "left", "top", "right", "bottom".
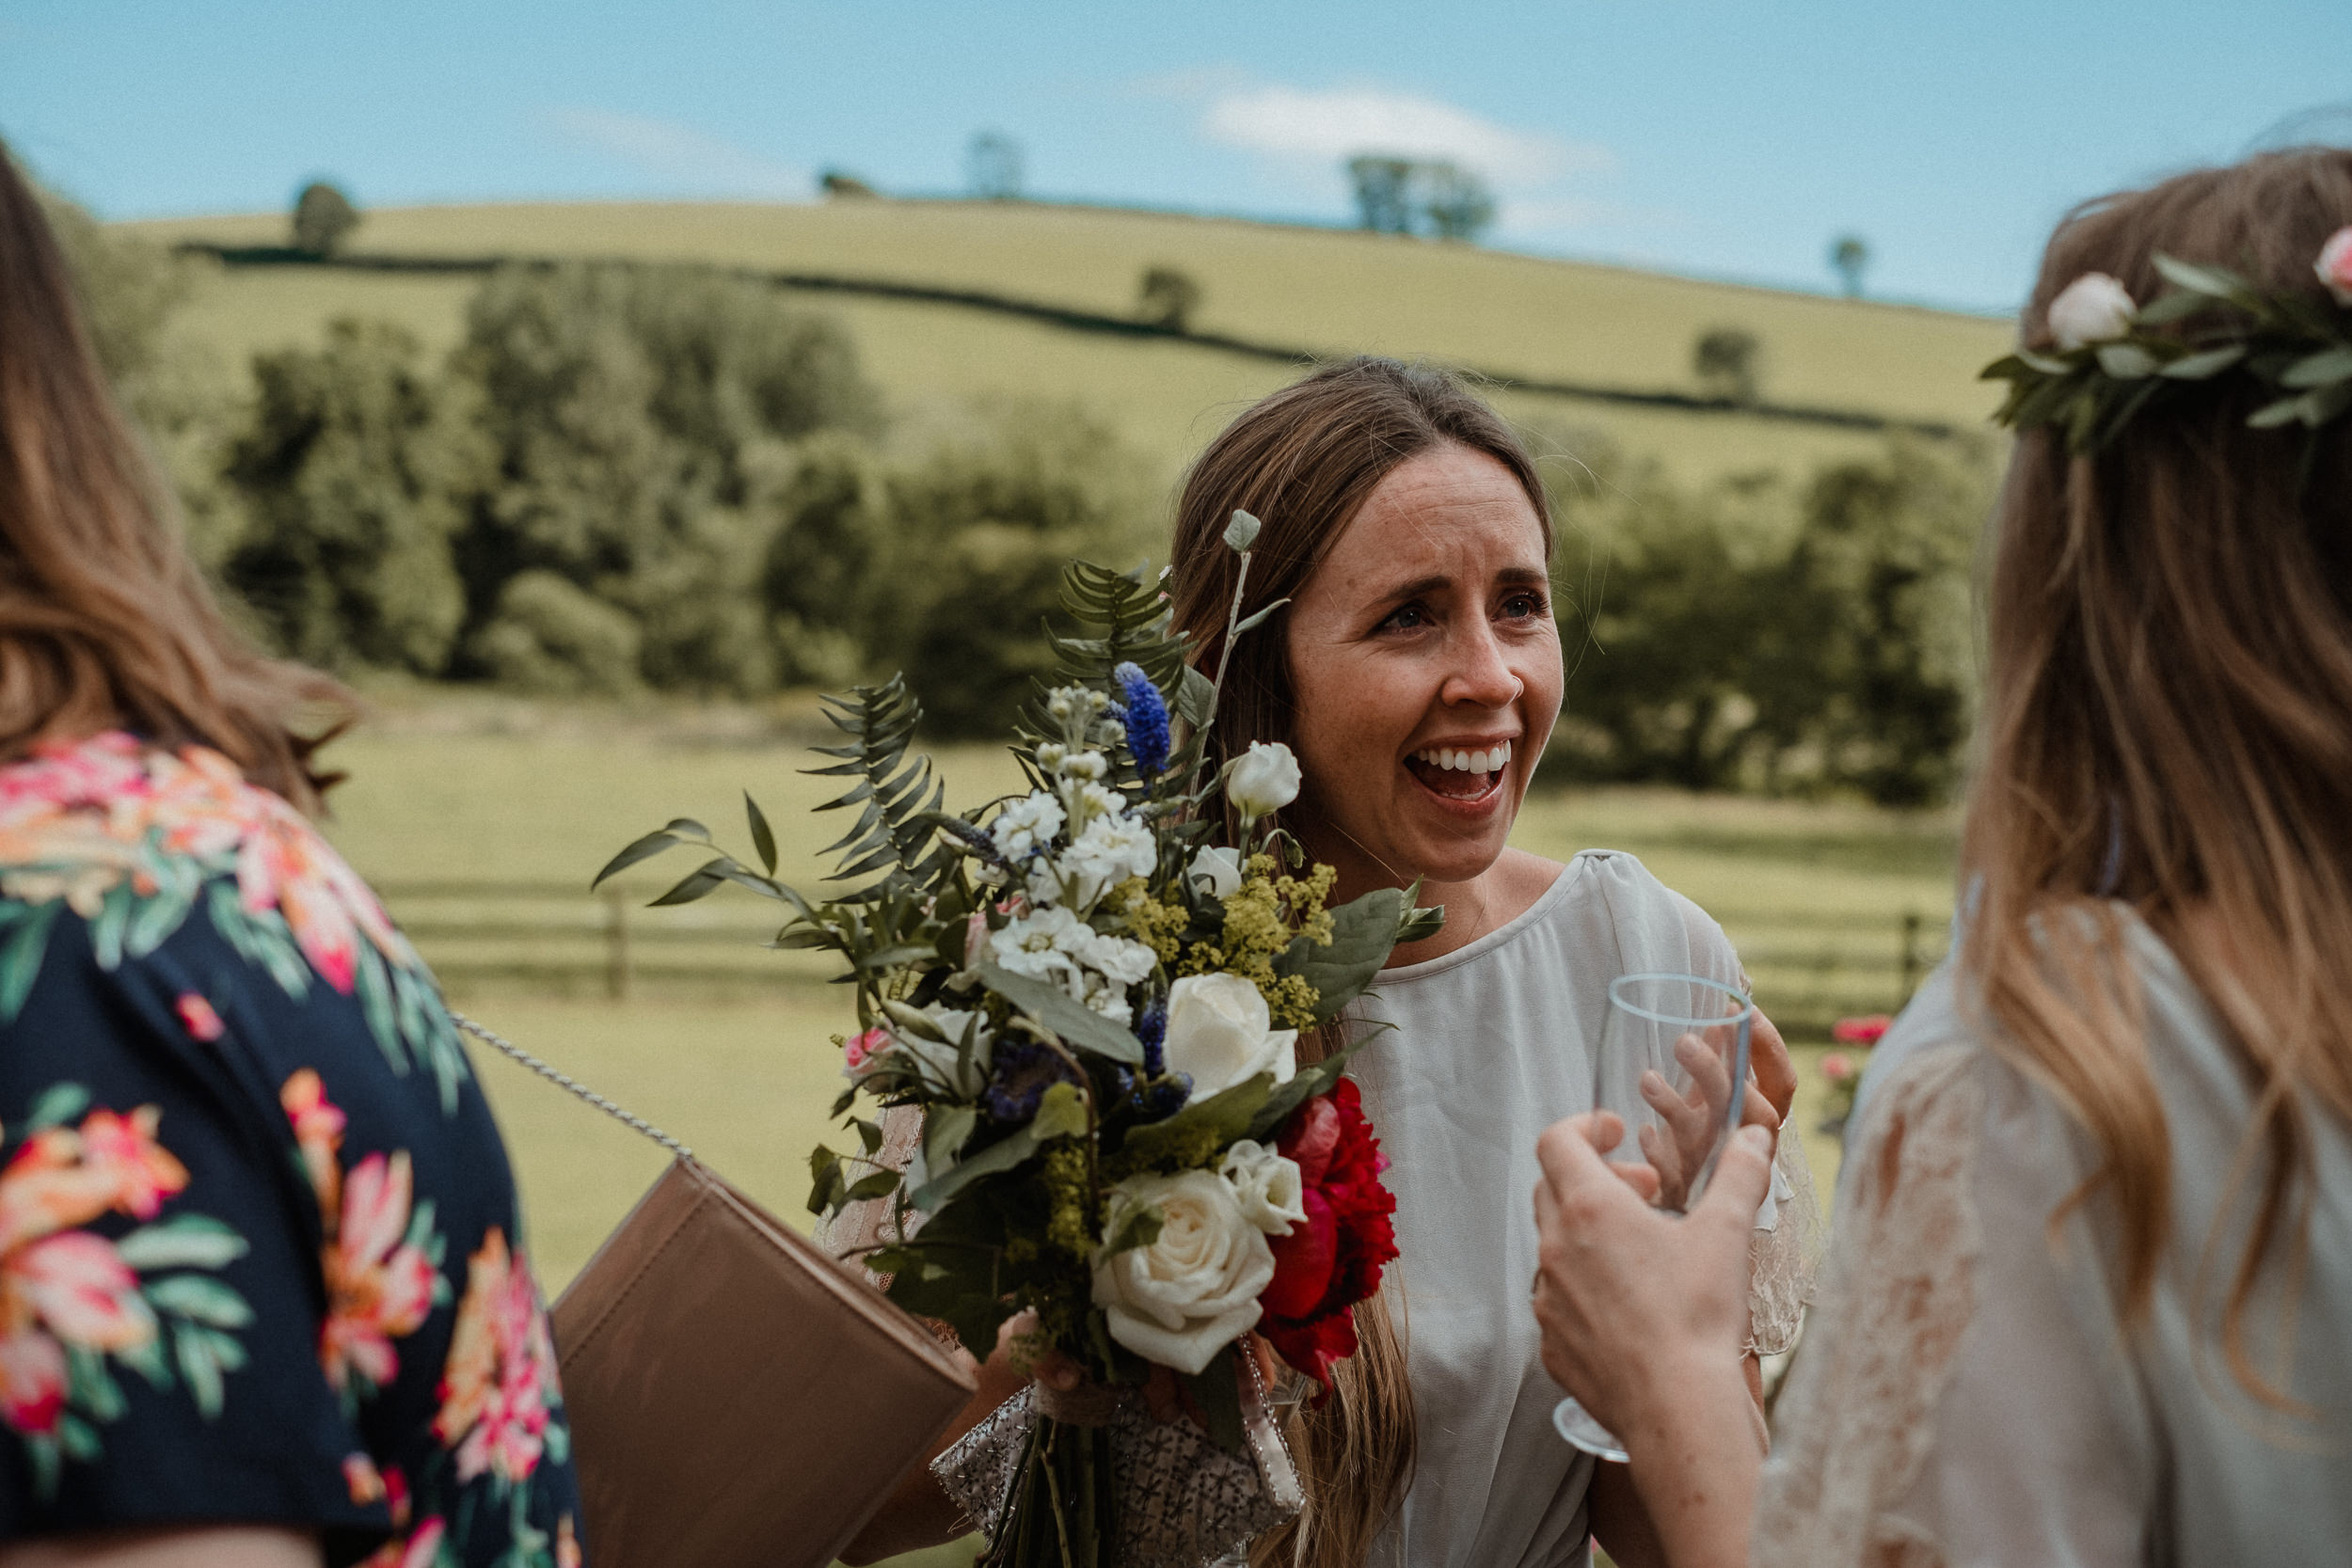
[{"left": 377, "top": 879, "right": 1951, "bottom": 1037}]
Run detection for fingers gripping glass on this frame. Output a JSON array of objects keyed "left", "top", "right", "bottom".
[{"left": 1551, "top": 973, "right": 1755, "bottom": 1464}]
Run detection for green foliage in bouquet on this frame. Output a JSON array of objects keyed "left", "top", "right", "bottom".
[{"left": 601, "top": 526, "right": 1430, "bottom": 1563}]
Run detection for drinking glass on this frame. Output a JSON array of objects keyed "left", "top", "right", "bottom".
[{"left": 1550, "top": 972, "right": 1755, "bottom": 1463}]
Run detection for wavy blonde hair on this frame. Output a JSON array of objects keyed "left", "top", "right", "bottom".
[
  {"left": 1965, "top": 147, "right": 2352, "bottom": 1406},
  {"left": 1168, "top": 357, "right": 1553, "bottom": 1565},
  {"left": 0, "top": 143, "right": 349, "bottom": 806}
]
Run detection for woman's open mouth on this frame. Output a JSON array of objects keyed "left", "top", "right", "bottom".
[{"left": 1404, "top": 741, "right": 1512, "bottom": 804}]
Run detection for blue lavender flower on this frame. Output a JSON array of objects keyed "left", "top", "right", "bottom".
[
  {"left": 1112, "top": 661, "right": 1170, "bottom": 778},
  {"left": 982, "top": 1035, "right": 1082, "bottom": 1124},
  {"left": 1135, "top": 997, "right": 1168, "bottom": 1077}
]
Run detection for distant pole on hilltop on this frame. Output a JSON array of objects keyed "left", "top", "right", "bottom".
[
  {"left": 968, "top": 133, "right": 1024, "bottom": 200},
  {"left": 1831, "top": 233, "right": 1870, "bottom": 299}
]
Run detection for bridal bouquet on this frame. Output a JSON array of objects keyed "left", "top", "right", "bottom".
[{"left": 599, "top": 515, "right": 1431, "bottom": 1567}]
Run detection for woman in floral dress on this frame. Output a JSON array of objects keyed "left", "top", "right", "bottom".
[{"left": 0, "top": 147, "right": 582, "bottom": 1563}]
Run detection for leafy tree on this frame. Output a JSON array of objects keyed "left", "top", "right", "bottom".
[
  {"left": 292, "top": 182, "right": 360, "bottom": 258},
  {"left": 1136, "top": 265, "right": 1202, "bottom": 332},
  {"left": 1347, "top": 156, "right": 1417, "bottom": 234},
  {"left": 1830, "top": 234, "right": 1870, "bottom": 298},
  {"left": 223, "top": 319, "right": 482, "bottom": 673},
  {"left": 469, "top": 570, "right": 642, "bottom": 694},
  {"left": 819, "top": 170, "right": 879, "bottom": 198},
  {"left": 448, "top": 261, "right": 882, "bottom": 693},
  {"left": 1692, "top": 326, "right": 1762, "bottom": 404},
  {"left": 1419, "top": 163, "right": 1496, "bottom": 243},
  {"left": 863, "top": 404, "right": 1146, "bottom": 735},
  {"left": 760, "top": 433, "right": 883, "bottom": 688}
]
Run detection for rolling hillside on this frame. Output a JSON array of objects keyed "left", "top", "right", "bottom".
[{"left": 125, "top": 199, "right": 2016, "bottom": 487}]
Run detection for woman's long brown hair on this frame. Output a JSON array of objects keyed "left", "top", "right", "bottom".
[
  {"left": 1168, "top": 357, "right": 1550, "bottom": 1566},
  {"left": 0, "top": 144, "right": 349, "bottom": 806},
  {"left": 1965, "top": 148, "right": 2352, "bottom": 1407}
]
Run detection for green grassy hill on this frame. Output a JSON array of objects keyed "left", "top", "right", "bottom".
[{"left": 125, "top": 199, "right": 2014, "bottom": 487}]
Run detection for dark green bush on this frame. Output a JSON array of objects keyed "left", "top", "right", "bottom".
[
  {"left": 222, "top": 319, "right": 480, "bottom": 673},
  {"left": 468, "top": 570, "right": 642, "bottom": 695}
]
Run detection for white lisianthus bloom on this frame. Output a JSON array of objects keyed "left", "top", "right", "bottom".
[
  {"left": 1187, "top": 846, "right": 1244, "bottom": 900},
  {"left": 1219, "top": 1139, "right": 1307, "bottom": 1235},
  {"left": 1227, "top": 742, "right": 1302, "bottom": 817},
  {"left": 1061, "top": 814, "right": 1159, "bottom": 908},
  {"left": 1164, "top": 973, "right": 1296, "bottom": 1102},
  {"left": 990, "top": 905, "right": 1089, "bottom": 982},
  {"left": 1077, "top": 970, "right": 1136, "bottom": 1026},
  {"left": 1083, "top": 931, "right": 1158, "bottom": 988},
  {"left": 2320, "top": 226, "right": 2352, "bottom": 307},
  {"left": 1091, "top": 1170, "right": 1274, "bottom": 1374},
  {"left": 992, "top": 791, "right": 1066, "bottom": 861},
  {"left": 2046, "top": 273, "right": 2137, "bottom": 351}
]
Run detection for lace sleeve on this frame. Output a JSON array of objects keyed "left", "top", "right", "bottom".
[
  {"left": 1746, "top": 1124, "right": 1823, "bottom": 1356},
  {"left": 815, "top": 1101, "right": 927, "bottom": 1288},
  {"left": 1752, "top": 1042, "right": 1983, "bottom": 1568}
]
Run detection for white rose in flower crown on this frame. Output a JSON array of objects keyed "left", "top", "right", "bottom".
[
  {"left": 1187, "top": 845, "right": 1244, "bottom": 899},
  {"left": 2319, "top": 226, "right": 2352, "bottom": 307},
  {"left": 1227, "top": 741, "right": 1301, "bottom": 818},
  {"left": 2047, "top": 272, "right": 2137, "bottom": 351},
  {"left": 1091, "top": 1169, "right": 1274, "bottom": 1374},
  {"left": 1220, "top": 1139, "right": 1307, "bottom": 1235},
  {"left": 1164, "top": 973, "right": 1296, "bottom": 1102}
]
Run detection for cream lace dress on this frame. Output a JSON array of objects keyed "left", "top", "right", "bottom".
[
  {"left": 1758, "top": 915, "right": 2352, "bottom": 1567},
  {"left": 1345, "top": 850, "right": 1820, "bottom": 1568}
]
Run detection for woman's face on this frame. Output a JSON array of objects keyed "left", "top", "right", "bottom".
[{"left": 1282, "top": 442, "right": 1563, "bottom": 892}]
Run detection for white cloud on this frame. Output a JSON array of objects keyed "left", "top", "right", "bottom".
[
  {"left": 545, "top": 108, "right": 811, "bottom": 199},
  {"left": 1200, "top": 84, "right": 1608, "bottom": 185}
]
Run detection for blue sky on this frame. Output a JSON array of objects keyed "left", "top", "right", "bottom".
[{"left": 5, "top": 0, "right": 2347, "bottom": 310}]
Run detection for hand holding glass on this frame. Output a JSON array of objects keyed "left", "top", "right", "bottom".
[{"left": 1550, "top": 973, "right": 1755, "bottom": 1463}]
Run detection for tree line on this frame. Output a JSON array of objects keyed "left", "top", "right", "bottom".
[{"left": 47, "top": 185, "right": 1987, "bottom": 805}]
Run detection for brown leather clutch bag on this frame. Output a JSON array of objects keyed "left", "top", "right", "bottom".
[{"left": 455, "top": 1015, "right": 977, "bottom": 1568}]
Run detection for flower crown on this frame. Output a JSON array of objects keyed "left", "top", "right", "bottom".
[{"left": 1982, "top": 224, "right": 2352, "bottom": 454}]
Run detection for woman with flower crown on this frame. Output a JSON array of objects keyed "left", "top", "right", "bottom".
[
  {"left": 839, "top": 356, "right": 1818, "bottom": 1568},
  {"left": 0, "top": 146, "right": 582, "bottom": 1563},
  {"left": 1531, "top": 146, "right": 2352, "bottom": 1566}
]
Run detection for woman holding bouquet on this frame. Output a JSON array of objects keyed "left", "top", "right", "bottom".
[
  {"left": 839, "top": 357, "right": 1812, "bottom": 1568},
  {"left": 1162, "top": 359, "right": 1813, "bottom": 1568},
  {"left": 1531, "top": 147, "right": 2352, "bottom": 1565}
]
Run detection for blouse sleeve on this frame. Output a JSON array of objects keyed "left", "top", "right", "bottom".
[
  {"left": 0, "top": 912, "right": 389, "bottom": 1548},
  {"left": 1754, "top": 1033, "right": 2156, "bottom": 1568}
]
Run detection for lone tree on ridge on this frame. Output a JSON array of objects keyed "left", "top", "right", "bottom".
[
  {"left": 1830, "top": 233, "right": 1870, "bottom": 298},
  {"left": 291, "top": 182, "right": 359, "bottom": 258}
]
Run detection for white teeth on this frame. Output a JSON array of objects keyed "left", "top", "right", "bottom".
[{"left": 1413, "top": 741, "right": 1513, "bottom": 773}]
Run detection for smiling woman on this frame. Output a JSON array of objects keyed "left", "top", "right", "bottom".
[{"left": 1167, "top": 358, "right": 1814, "bottom": 1568}]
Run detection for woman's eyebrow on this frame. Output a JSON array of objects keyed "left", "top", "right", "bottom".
[{"left": 1374, "top": 573, "right": 1451, "bottom": 604}]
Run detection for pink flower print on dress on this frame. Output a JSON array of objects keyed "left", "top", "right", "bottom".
[
  {"left": 434, "top": 1227, "right": 560, "bottom": 1484},
  {"left": 6, "top": 1232, "right": 157, "bottom": 1354},
  {"left": 0, "top": 1328, "right": 66, "bottom": 1435},
  {"left": 319, "top": 1152, "right": 438, "bottom": 1397},
  {"left": 175, "top": 993, "right": 226, "bottom": 1042},
  {"left": 280, "top": 1069, "right": 348, "bottom": 1217}
]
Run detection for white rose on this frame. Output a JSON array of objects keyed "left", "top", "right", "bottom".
[
  {"left": 2046, "top": 272, "right": 2137, "bottom": 351},
  {"left": 2319, "top": 225, "right": 2352, "bottom": 307},
  {"left": 1227, "top": 741, "right": 1302, "bottom": 818},
  {"left": 1092, "top": 1169, "right": 1274, "bottom": 1374},
  {"left": 1219, "top": 1140, "right": 1307, "bottom": 1235},
  {"left": 1187, "top": 846, "right": 1244, "bottom": 899},
  {"left": 1164, "top": 973, "right": 1296, "bottom": 1102}
]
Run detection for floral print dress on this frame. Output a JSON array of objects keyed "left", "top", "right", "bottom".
[{"left": 0, "top": 733, "right": 582, "bottom": 1566}]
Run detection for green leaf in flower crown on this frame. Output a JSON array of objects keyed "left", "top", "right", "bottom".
[
  {"left": 1223, "top": 510, "right": 1262, "bottom": 552},
  {"left": 2133, "top": 288, "right": 2216, "bottom": 328},
  {"left": 2153, "top": 253, "right": 2254, "bottom": 304},
  {"left": 2250, "top": 393, "right": 2313, "bottom": 429},
  {"left": 2160, "top": 344, "right": 2247, "bottom": 380},
  {"left": 975, "top": 962, "right": 1145, "bottom": 1064},
  {"left": 2281, "top": 346, "right": 2352, "bottom": 389}
]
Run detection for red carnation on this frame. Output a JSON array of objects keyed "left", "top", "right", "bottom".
[{"left": 1259, "top": 1078, "right": 1398, "bottom": 1386}]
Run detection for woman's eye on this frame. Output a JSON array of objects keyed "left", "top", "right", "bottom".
[
  {"left": 1500, "top": 592, "right": 1548, "bottom": 620},
  {"left": 1378, "top": 604, "right": 1432, "bottom": 632}
]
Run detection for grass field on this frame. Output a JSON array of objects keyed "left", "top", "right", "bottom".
[{"left": 122, "top": 199, "right": 2014, "bottom": 488}]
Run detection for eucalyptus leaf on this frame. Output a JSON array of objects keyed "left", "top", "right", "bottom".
[
  {"left": 2280, "top": 346, "right": 2352, "bottom": 389},
  {"left": 1230, "top": 598, "right": 1292, "bottom": 637},
  {"left": 1293, "top": 886, "right": 1411, "bottom": 1022},
  {"left": 1223, "top": 510, "right": 1263, "bottom": 552},
  {"left": 2159, "top": 345, "right": 2246, "bottom": 380},
  {"left": 975, "top": 962, "right": 1146, "bottom": 1064},
  {"left": 1247, "top": 1037, "right": 1371, "bottom": 1141},
  {"left": 1115, "top": 1073, "right": 1273, "bottom": 1171}
]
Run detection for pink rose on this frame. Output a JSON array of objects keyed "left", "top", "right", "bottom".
[
  {"left": 1832, "top": 1014, "right": 1891, "bottom": 1046},
  {"left": 2319, "top": 226, "right": 2352, "bottom": 308},
  {"left": 843, "top": 1027, "right": 890, "bottom": 1071}
]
